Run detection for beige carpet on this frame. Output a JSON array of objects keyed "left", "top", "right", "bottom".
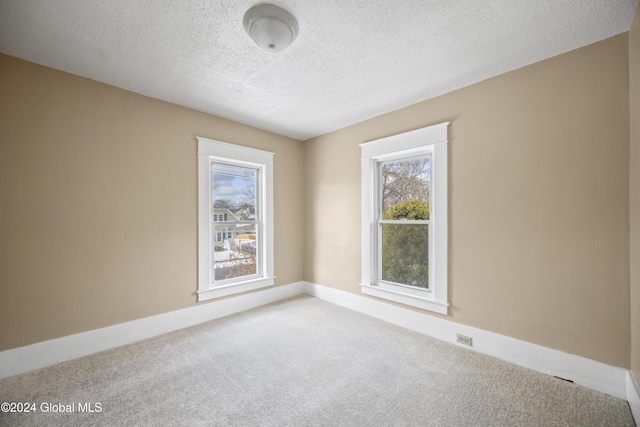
[{"left": 0, "top": 295, "right": 635, "bottom": 426}]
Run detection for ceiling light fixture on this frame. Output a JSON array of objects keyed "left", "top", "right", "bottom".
[{"left": 243, "top": 4, "right": 299, "bottom": 53}]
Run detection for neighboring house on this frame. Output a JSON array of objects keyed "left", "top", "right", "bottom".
[
  {"left": 234, "top": 207, "right": 255, "bottom": 221},
  {"left": 213, "top": 207, "right": 258, "bottom": 252},
  {"left": 212, "top": 208, "right": 238, "bottom": 247}
]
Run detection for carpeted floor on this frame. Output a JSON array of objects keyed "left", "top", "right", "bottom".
[{"left": 0, "top": 295, "right": 635, "bottom": 426}]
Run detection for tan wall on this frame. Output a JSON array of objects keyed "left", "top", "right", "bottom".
[
  {"left": 304, "top": 34, "right": 631, "bottom": 368},
  {"left": 0, "top": 29, "right": 634, "bottom": 371},
  {"left": 0, "top": 54, "right": 305, "bottom": 351},
  {"left": 630, "top": 6, "right": 640, "bottom": 380}
]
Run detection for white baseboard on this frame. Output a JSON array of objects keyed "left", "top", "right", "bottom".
[
  {"left": 303, "top": 281, "right": 629, "bottom": 399},
  {"left": 0, "top": 281, "right": 305, "bottom": 379},
  {"left": 628, "top": 372, "right": 640, "bottom": 424},
  {"left": 0, "top": 279, "right": 633, "bottom": 407}
]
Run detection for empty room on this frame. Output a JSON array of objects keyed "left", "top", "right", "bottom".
[{"left": 1, "top": 0, "right": 640, "bottom": 425}]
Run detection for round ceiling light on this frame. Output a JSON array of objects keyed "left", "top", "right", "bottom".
[{"left": 243, "top": 4, "right": 299, "bottom": 53}]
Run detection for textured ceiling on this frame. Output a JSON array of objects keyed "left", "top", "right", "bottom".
[{"left": 0, "top": 0, "right": 637, "bottom": 140}]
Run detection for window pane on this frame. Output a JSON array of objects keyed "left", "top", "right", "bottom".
[
  {"left": 211, "top": 162, "right": 260, "bottom": 283},
  {"left": 381, "top": 223, "right": 428, "bottom": 288},
  {"left": 380, "top": 157, "right": 430, "bottom": 216},
  {"left": 214, "top": 222, "right": 258, "bottom": 281},
  {"left": 212, "top": 163, "right": 257, "bottom": 216}
]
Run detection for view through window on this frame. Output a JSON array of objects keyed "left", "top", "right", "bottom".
[
  {"left": 211, "top": 163, "right": 260, "bottom": 282},
  {"left": 378, "top": 156, "right": 431, "bottom": 289}
]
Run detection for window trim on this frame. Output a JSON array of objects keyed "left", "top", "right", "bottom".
[
  {"left": 197, "top": 137, "right": 274, "bottom": 302},
  {"left": 360, "top": 122, "right": 449, "bottom": 314}
]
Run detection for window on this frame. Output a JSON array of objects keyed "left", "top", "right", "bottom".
[
  {"left": 197, "top": 137, "right": 274, "bottom": 301},
  {"left": 360, "top": 122, "right": 449, "bottom": 314},
  {"left": 216, "top": 231, "right": 233, "bottom": 242}
]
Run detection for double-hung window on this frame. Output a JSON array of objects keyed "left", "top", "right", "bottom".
[
  {"left": 360, "top": 122, "right": 449, "bottom": 314},
  {"left": 197, "top": 137, "right": 274, "bottom": 301}
]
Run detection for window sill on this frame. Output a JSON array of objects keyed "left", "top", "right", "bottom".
[
  {"left": 360, "top": 283, "right": 449, "bottom": 315},
  {"left": 198, "top": 276, "right": 275, "bottom": 302}
]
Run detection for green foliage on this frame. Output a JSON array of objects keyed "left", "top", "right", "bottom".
[
  {"left": 381, "top": 199, "right": 429, "bottom": 288},
  {"left": 382, "top": 198, "right": 429, "bottom": 220}
]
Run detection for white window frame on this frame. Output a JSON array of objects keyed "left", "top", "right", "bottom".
[
  {"left": 197, "top": 137, "right": 274, "bottom": 302},
  {"left": 360, "top": 122, "right": 449, "bottom": 314}
]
